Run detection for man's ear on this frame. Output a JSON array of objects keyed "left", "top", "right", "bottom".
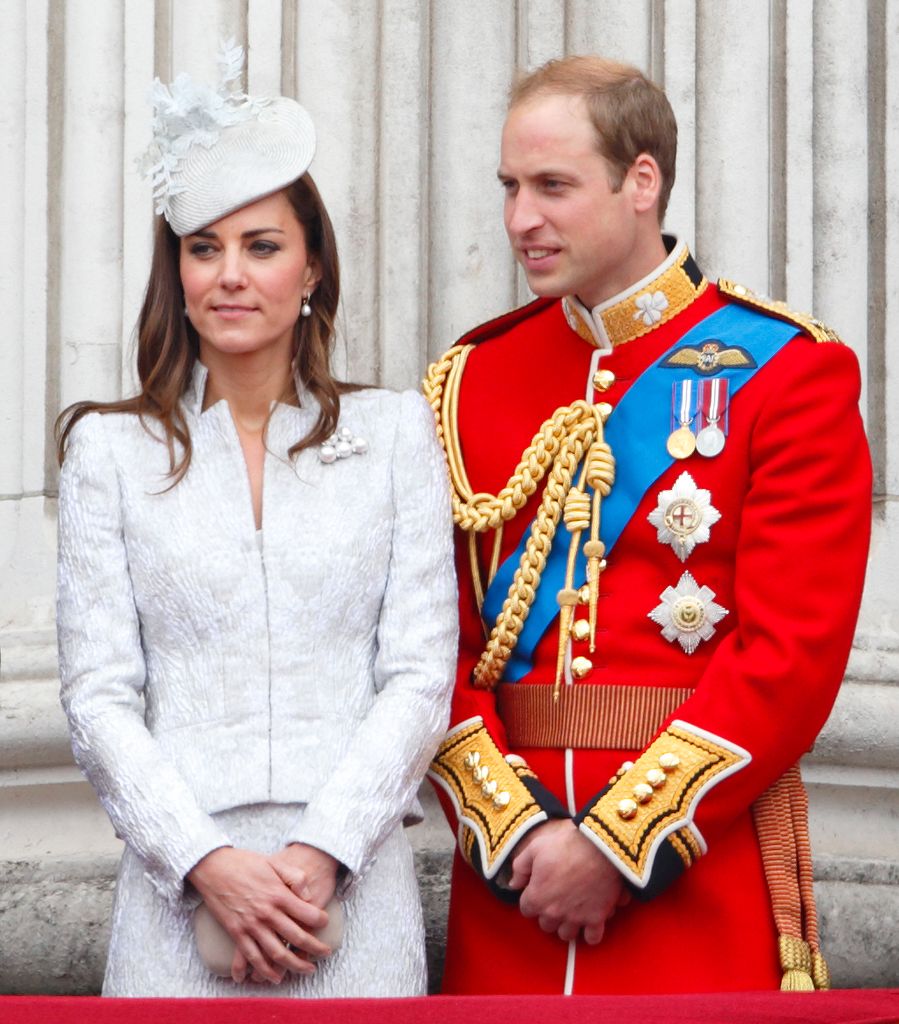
[{"left": 628, "top": 153, "right": 663, "bottom": 215}]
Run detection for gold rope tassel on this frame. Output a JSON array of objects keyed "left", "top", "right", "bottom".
[
  {"left": 424, "top": 348, "right": 618, "bottom": 692},
  {"left": 554, "top": 483, "right": 591, "bottom": 700},
  {"left": 791, "top": 767, "right": 831, "bottom": 989},
  {"left": 471, "top": 417, "right": 596, "bottom": 689},
  {"left": 779, "top": 935, "right": 815, "bottom": 991},
  {"left": 583, "top": 406, "right": 615, "bottom": 649},
  {"left": 552, "top": 406, "right": 616, "bottom": 696},
  {"left": 753, "top": 765, "right": 828, "bottom": 991}
]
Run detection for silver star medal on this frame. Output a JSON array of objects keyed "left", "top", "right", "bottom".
[
  {"left": 647, "top": 471, "right": 721, "bottom": 562},
  {"left": 649, "top": 570, "right": 728, "bottom": 654}
]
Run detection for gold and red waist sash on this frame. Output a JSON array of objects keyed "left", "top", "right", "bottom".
[{"left": 498, "top": 682, "right": 693, "bottom": 750}]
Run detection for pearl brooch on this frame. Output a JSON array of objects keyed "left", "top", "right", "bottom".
[{"left": 318, "top": 425, "right": 368, "bottom": 464}]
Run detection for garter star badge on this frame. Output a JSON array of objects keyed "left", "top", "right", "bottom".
[
  {"left": 649, "top": 571, "right": 728, "bottom": 654},
  {"left": 648, "top": 471, "right": 721, "bottom": 562}
]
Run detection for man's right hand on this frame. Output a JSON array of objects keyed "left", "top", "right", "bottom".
[
  {"left": 188, "top": 846, "right": 331, "bottom": 984},
  {"left": 508, "top": 819, "right": 630, "bottom": 944}
]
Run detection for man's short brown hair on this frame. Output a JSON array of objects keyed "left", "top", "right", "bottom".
[{"left": 510, "top": 56, "right": 678, "bottom": 222}]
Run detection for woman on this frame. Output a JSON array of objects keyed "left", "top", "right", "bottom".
[{"left": 55, "top": 45, "right": 457, "bottom": 998}]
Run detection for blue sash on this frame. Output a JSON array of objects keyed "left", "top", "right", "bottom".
[{"left": 481, "top": 302, "right": 799, "bottom": 682}]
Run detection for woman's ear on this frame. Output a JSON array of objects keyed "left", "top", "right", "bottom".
[{"left": 303, "top": 261, "right": 322, "bottom": 296}]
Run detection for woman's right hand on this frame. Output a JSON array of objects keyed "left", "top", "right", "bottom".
[{"left": 188, "top": 846, "right": 331, "bottom": 984}]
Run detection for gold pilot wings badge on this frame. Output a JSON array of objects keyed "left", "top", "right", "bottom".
[{"left": 660, "top": 339, "right": 757, "bottom": 375}]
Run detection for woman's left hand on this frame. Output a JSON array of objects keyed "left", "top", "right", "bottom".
[{"left": 234, "top": 843, "right": 339, "bottom": 983}]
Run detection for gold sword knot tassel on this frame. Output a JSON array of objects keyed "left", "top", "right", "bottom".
[
  {"left": 583, "top": 409, "right": 616, "bottom": 650},
  {"left": 553, "top": 487, "right": 593, "bottom": 700}
]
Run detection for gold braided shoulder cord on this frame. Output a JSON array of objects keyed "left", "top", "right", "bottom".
[{"left": 423, "top": 348, "right": 615, "bottom": 692}]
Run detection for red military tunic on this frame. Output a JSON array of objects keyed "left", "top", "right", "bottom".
[{"left": 426, "top": 239, "right": 871, "bottom": 995}]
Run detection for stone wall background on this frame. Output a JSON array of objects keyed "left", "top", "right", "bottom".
[{"left": 1, "top": 0, "right": 897, "bottom": 993}]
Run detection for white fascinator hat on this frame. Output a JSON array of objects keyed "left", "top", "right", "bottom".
[{"left": 139, "top": 40, "right": 316, "bottom": 237}]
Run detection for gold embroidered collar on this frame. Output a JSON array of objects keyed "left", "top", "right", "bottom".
[{"left": 562, "top": 237, "right": 707, "bottom": 349}]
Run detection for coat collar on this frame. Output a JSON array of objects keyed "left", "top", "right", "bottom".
[
  {"left": 562, "top": 236, "right": 708, "bottom": 350},
  {"left": 182, "top": 360, "right": 321, "bottom": 424}
]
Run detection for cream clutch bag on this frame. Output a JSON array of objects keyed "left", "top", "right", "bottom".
[{"left": 194, "top": 899, "right": 345, "bottom": 977}]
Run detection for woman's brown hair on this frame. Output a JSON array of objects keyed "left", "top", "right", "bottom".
[{"left": 56, "top": 173, "right": 350, "bottom": 480}]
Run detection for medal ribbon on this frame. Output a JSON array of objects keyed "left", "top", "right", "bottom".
[
  {"left": 674, "top": 379, "right": 696, "bottom": 430},
  {"left": 482, "top": 302, "right": 801, "bottom": 682},
  {"left": 700, "top": 378, "right": 728, "bottom": 430}
]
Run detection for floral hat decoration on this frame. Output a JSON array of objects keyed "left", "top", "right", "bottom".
[{"left": 139, "top": 40, "right": 316, "bottom": 237}]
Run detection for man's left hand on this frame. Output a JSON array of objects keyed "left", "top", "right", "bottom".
[{"left": 509, "top": 819, "right": 630, "bottom": 944}]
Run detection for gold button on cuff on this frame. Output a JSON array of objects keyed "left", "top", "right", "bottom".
[
  {"left": 633, "top": 782, "right": 653, "bottom": 803},
  {"left": 464, "top": 751, "right": 480, "bottom": 768},
  {"left": 618, "top": 799, "right": 638, "bottom": 820},
  {"left": 570, "top": 656, "right": 593, "bottom": 679},
  {"left": 659, "top": 752, "right": 681, "bottom": 771},
  {"left": 646, "top": 768, "right": 667, "bottom": 789},
  {"left": 593, "top": 369, "right": 616, "bottom": 392},
  {"left": 482, "top": 780, "right": 498, "bottom": 798},
  {"left": 577, "top": 584, "right": 591, "bottom": 604},
  {"left": 473, "top": 765, "right": 489, "bottom": 782},
  {"left": 493, "top": 791, "right": 511, "bottom": 809},
  {"left": 571, "top": 619, "right": 591, "bottom": 643}
]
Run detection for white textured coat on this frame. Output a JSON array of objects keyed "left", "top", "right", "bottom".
[{"left": 57, "top": 365, "right": 458, "bottom": 913}]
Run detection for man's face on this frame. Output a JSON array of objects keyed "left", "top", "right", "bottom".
[{"left": 499, "top": 92, "right": 643, "bottom": 309}]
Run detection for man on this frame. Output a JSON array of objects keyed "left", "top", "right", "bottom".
[{"left": 425, "top": 56, "right": 871, "bottom": 995}]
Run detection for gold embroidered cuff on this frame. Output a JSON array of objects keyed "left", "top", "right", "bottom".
[
  {"left": 428, "top": 717, "right": 547, "bottom": 878},
  {"left": 577, "top": 719, "right": 751, "bottom": 889}
]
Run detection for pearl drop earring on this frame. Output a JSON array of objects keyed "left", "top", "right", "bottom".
[{"left": 301, "top": 294, "right": 312, "bottom": 318}]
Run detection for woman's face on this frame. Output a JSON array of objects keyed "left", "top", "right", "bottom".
[{"left": 180, "top": 190, "right": 319, "bottom": 364}]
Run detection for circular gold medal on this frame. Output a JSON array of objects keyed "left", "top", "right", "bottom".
[{"left": 666, "top": 426, "right": 696, "bottom": 460}]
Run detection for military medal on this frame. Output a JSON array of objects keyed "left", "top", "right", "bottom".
[
  {"left": 647, "top": 471, "right": 721, "bottom": 562},
  {"left": 696, "top": 424, "right": 725, "bottom": 457},
  {"left": 667, "top": 379, "right": 697, "bottom": 459},
  {"left": 648, "top": 570, "right": 729, "bottom": 654},
  {"left": 695, "top": 378, "right": 728, "bottom": 458}
]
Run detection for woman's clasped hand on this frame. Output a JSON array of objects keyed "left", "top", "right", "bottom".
[{"left": 188, "top": 844, "right": 338, "bottom": 984}]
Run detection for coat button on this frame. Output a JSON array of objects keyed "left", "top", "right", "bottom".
[
  {"left": 618, "top": 799, "right": 638, "bottom": 820},
  {"left": 592, "top": 369, "right": 616, "bottom": 392},
  {"left": 571, "top": 619, "right": 590, "bottom": 643},
  {"left": 570, "top": 656, "right": 593, "bottom": 679}
]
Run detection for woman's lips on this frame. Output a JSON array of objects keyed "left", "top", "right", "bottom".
[{"left": 212, "top": 305, "right": 257, "bottom": 319}]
